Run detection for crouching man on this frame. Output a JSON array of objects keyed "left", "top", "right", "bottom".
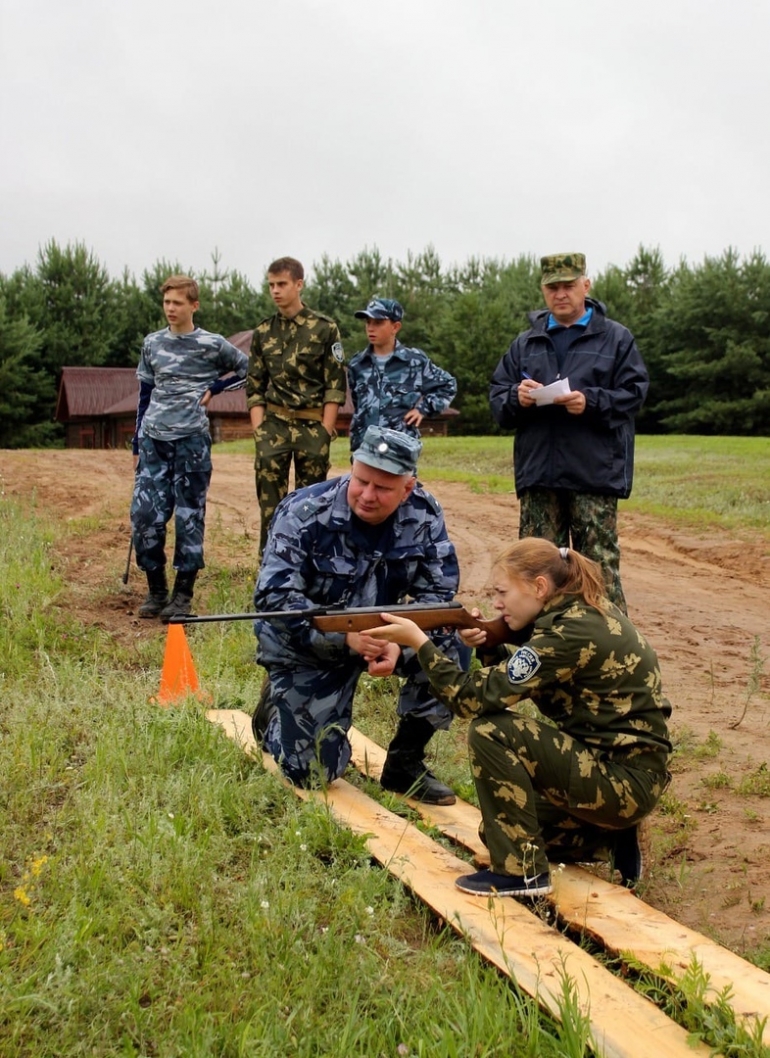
[{"left": 252, "top": 425, "right": 462, "bottom": 804}]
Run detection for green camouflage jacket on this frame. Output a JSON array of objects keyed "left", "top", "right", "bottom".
[
  {"left": 246, "top": 305, "right": 346, "bottom": 411},
  {"left": 417, "top": 595, "right": 671, "bottom": 771}
]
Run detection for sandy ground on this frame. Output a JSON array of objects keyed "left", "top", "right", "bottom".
[{"left": 2, "top": 447, "right": 769, "bottom": 957}]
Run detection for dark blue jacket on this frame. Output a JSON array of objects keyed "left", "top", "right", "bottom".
[{"left": 489, "top": 299, "right": 648, "bottom": 498}]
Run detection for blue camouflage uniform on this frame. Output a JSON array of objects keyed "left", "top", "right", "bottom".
[
  {"left": 131, "top": 327, "right": 247, "bottom": 572},
  {"left": 347, "top": 340, "right": 457, "bottom": 453},
  {"left": 253, "top": 473, "right": 462, "bottom": 786}
]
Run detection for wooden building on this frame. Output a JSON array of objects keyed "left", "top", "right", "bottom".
[
  {"left": 55, "top": 332, "right": 458, "bottom": 449},
  {"left": 55, "top": 366, "right": 251, "bottom": 449}
]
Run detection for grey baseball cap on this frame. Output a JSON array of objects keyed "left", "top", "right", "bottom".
[{"left": 352, "top": 426, "right": 421, "bottom": 476}]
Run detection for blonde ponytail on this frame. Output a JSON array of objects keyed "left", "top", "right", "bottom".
[{"left": 493, "top": 538, "right": 608, "bottom": 610}]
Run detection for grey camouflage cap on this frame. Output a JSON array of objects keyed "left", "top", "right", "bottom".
[
  {"left": 354, "top": 297, "right": 404, "bottom": 322},
  {"left": 541, "top": 253, "right": 587, "bottom": 285},
  {"left": 352, "top": 425, "right": 421, "bottom": 476}
]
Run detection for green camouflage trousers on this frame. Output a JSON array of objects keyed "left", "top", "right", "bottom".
[
  {"left": 468, "top": 712, "right": 668, "bottom": 877},
  {"left": 518, "top": 487, "right": 627, "bottom": 613},
  {"left": 254, "top": 414, "right": 332, "bottom": 553}
]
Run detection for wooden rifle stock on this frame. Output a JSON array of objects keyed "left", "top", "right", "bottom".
[
  {"left": 312, "top": 603, "right": 511, "bottom": 648},
  {"left": 173, "top": 601, "right": 511, "bottom": 648}
]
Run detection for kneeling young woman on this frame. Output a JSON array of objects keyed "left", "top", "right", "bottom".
[{"left": 364, "top": 537, "right": 671, "bottom": 899}]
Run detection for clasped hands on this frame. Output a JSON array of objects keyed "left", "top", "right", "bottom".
[{"left": 518, "top": 378, "right": 586, "bottom": 414}]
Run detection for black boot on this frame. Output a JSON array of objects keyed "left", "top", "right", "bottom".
[
  {"left": 160, "top": 571, "right": 197, "bottom": 624},
  {"left": 138, "top": 568, "right": 169, "bottom": 618},
  {"left": 380, "top": 714, "right": 456, "bottom": 806},
  {"left": 252, "top": 677, "right": 277, "bottom": 747}
]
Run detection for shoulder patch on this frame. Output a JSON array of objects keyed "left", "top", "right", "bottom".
[
  {"left": 331, "top": 341, "right": 344, "bottom": 363},
  {"left": 506, "top": 646, "right": 541, "bottom": 685},
  {"left": 295, "top": 498, "right": 319, "bottom": 523}
]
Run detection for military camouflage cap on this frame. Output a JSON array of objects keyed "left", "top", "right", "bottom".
[
  {"left": 354, "top": 297, "right": 404, "bottom": 322},
  {"left": 352, "top": 425, "right": 421, "bottom": 476},
  {"left": 540, "top": 253, "right": 587, "bottom": 285}
]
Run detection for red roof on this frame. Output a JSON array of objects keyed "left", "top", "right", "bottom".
[
  {"left": 55, "top": 364, "right": 248, "bottom": 422},
  {"left": 55, "top": 367, "right": 137, "bottom": 421}
]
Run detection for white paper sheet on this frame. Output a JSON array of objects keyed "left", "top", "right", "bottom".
[{"left": 531, "top": 377, "right": 571, "bottom": 406}]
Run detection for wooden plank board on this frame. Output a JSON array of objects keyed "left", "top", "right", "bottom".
[
  {"left": 207, "top": 709, "right": 712, "bottom": 1058},
  {"left": 349, "top": 726, "right": 770, "bottom": 1043}
]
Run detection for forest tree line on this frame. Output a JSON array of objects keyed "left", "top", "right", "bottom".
[{"left": 1, "top": 240, "right": 769, "bottom": 447}]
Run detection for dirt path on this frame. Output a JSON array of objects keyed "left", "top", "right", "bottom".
[{"left": 2, "top": 447, "right": 769, "bottom": 956}]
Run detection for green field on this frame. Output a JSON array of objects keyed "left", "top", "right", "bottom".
[
  {"left": 1, "top": 438, "right": 769, "bottom": 1057},
  {"left": 225, "top": 433, "right": 770, "bottom": 533}
]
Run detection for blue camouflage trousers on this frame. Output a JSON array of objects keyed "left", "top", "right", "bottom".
[
  {"left": 131, "top": 433, "right": 212, "bottom": 572},
  {"left": 518, "top": 487, "right": 627, "bottom": 614},
  {"left": 261, "top": 642, "right": 458, "bottom": 787},
  {"left": 468, "top": 712, "right": 667, "bottom": 877}
]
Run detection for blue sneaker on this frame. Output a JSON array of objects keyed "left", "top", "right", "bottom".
[{"left": 455, "top": 868, "right": 552, "bottom": 898}]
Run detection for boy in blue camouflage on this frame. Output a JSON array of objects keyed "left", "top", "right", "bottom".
[
  {"left": 131, "top": 275, "right": 248, "bottom": 622},
  {"left": 247, "top": 257, "right": 347, "bottom": 555},
  {"left": 347, "top": 298, "right": 457, "bottom": 454},
  {"left": 365, "top": 537, "right": 672, "bottom": 899},
  {"left": 252, "top": 425, "right": 463, "bottom": 805}
]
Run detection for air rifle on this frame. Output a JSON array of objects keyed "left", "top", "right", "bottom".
[{"left": 171, "top": 601, "right": 512, "bottom": 648}]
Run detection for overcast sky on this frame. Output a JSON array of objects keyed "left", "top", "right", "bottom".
[{"left": 2, "top": 0, "right": 769, "bottom": 287}]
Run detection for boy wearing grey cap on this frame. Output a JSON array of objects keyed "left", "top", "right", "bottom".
[
  {"left": 252, "top": 425, "right": 463, "bottom": 804},
  {"left": 347, "top": 297, "right": 457, "bottom": 454}
]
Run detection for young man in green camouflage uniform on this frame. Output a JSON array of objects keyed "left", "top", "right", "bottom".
[
  {"left": 365, "top": 538, "right": 671, "bottom": 899},
  {"left": 131, "top": 275, "right": 248, "bottom": 621},
  {"left": 490, "top": 253, "right": 649, "bottom": 614},
  {"left": 247, "top": 257, "right": 347, "bottom": 555}
]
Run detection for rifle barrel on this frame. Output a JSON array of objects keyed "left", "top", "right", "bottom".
[{"left": 170, "top": 601, "right": 465, "bottom": 625}]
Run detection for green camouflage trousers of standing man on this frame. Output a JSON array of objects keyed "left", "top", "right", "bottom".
[
  {"left": 254, "top": 410, "right": 332, "bottom": 554},
  {"left": 518, "top": 487, "right": 627, "bottom": 613}
]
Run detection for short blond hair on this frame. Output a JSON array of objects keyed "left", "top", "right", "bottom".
[{"left": 161, "top": 275, "right": 199, "bottom": 302}]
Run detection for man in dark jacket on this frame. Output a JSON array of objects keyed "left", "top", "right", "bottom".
[{"left": 489, "top": 252, "right": 648, "bottom": 613}]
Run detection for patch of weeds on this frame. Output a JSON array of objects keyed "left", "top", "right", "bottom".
[
  {"left": 623, "top": 954, "right": 769, "bottom": 1057},
  {"left": 748, "top": 892, "right": 766, "bottom": 914},
  {"left": 729, "top": 636, "right": 767, "bottom": 730},
  {"left": 696, "top": 800, "right": 721, "bottom": 814},
  {"left": 737, "top": 763, "right": 770, "bottom": 798},
  {"left": 702, "top": 769, "right": 731, "bottom": 789},
  {"left": 658, "top": 791, "right": 694, "bottom": 827},
  {"left": 694, "top": 730, "right": 723, "bottom": 760}
]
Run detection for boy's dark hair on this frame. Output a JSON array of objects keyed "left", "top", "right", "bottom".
[
  {"left": 161, "top": 275, "right": 200, "bottom": 302},
  {"left": 267, "top": 257, "right": 304, "bottom": 281}
]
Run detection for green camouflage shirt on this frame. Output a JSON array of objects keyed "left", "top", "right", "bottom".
[
  {"left": 417, "top": 596, "right": 671, "bottom": 771},
  {"left": 246, "top": 305, "right": 347, "bottom": 411}
]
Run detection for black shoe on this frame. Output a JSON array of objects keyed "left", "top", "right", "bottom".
[
  {"left": 138, "top": 568, "right": 169, "bottom": 618},
  {"left": 380, "top": 759, "right": 456, "bottom": 805},
  {"left": 613, "top": 820, "right": 648, "bottom": 886},
  {"left": 160, "top": 571, "right": 197, "bottom": 624},
  {"left": 455, "top": 869, "right": 552, "bottom": 899}
]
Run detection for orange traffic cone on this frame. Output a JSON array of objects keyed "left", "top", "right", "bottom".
[{"left": 156, "top": 624, "right": 201, "bottom": 706}]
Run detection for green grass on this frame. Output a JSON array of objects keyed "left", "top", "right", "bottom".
[
  {"left": 3, "top": 436, "right": 770, "bottom": 1056},
  {"left": 0, "top": 498, "right": 611, "bottom": 1058},
  {"left": 223, "top": 433, "right": 770, "bottom": 534}
]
